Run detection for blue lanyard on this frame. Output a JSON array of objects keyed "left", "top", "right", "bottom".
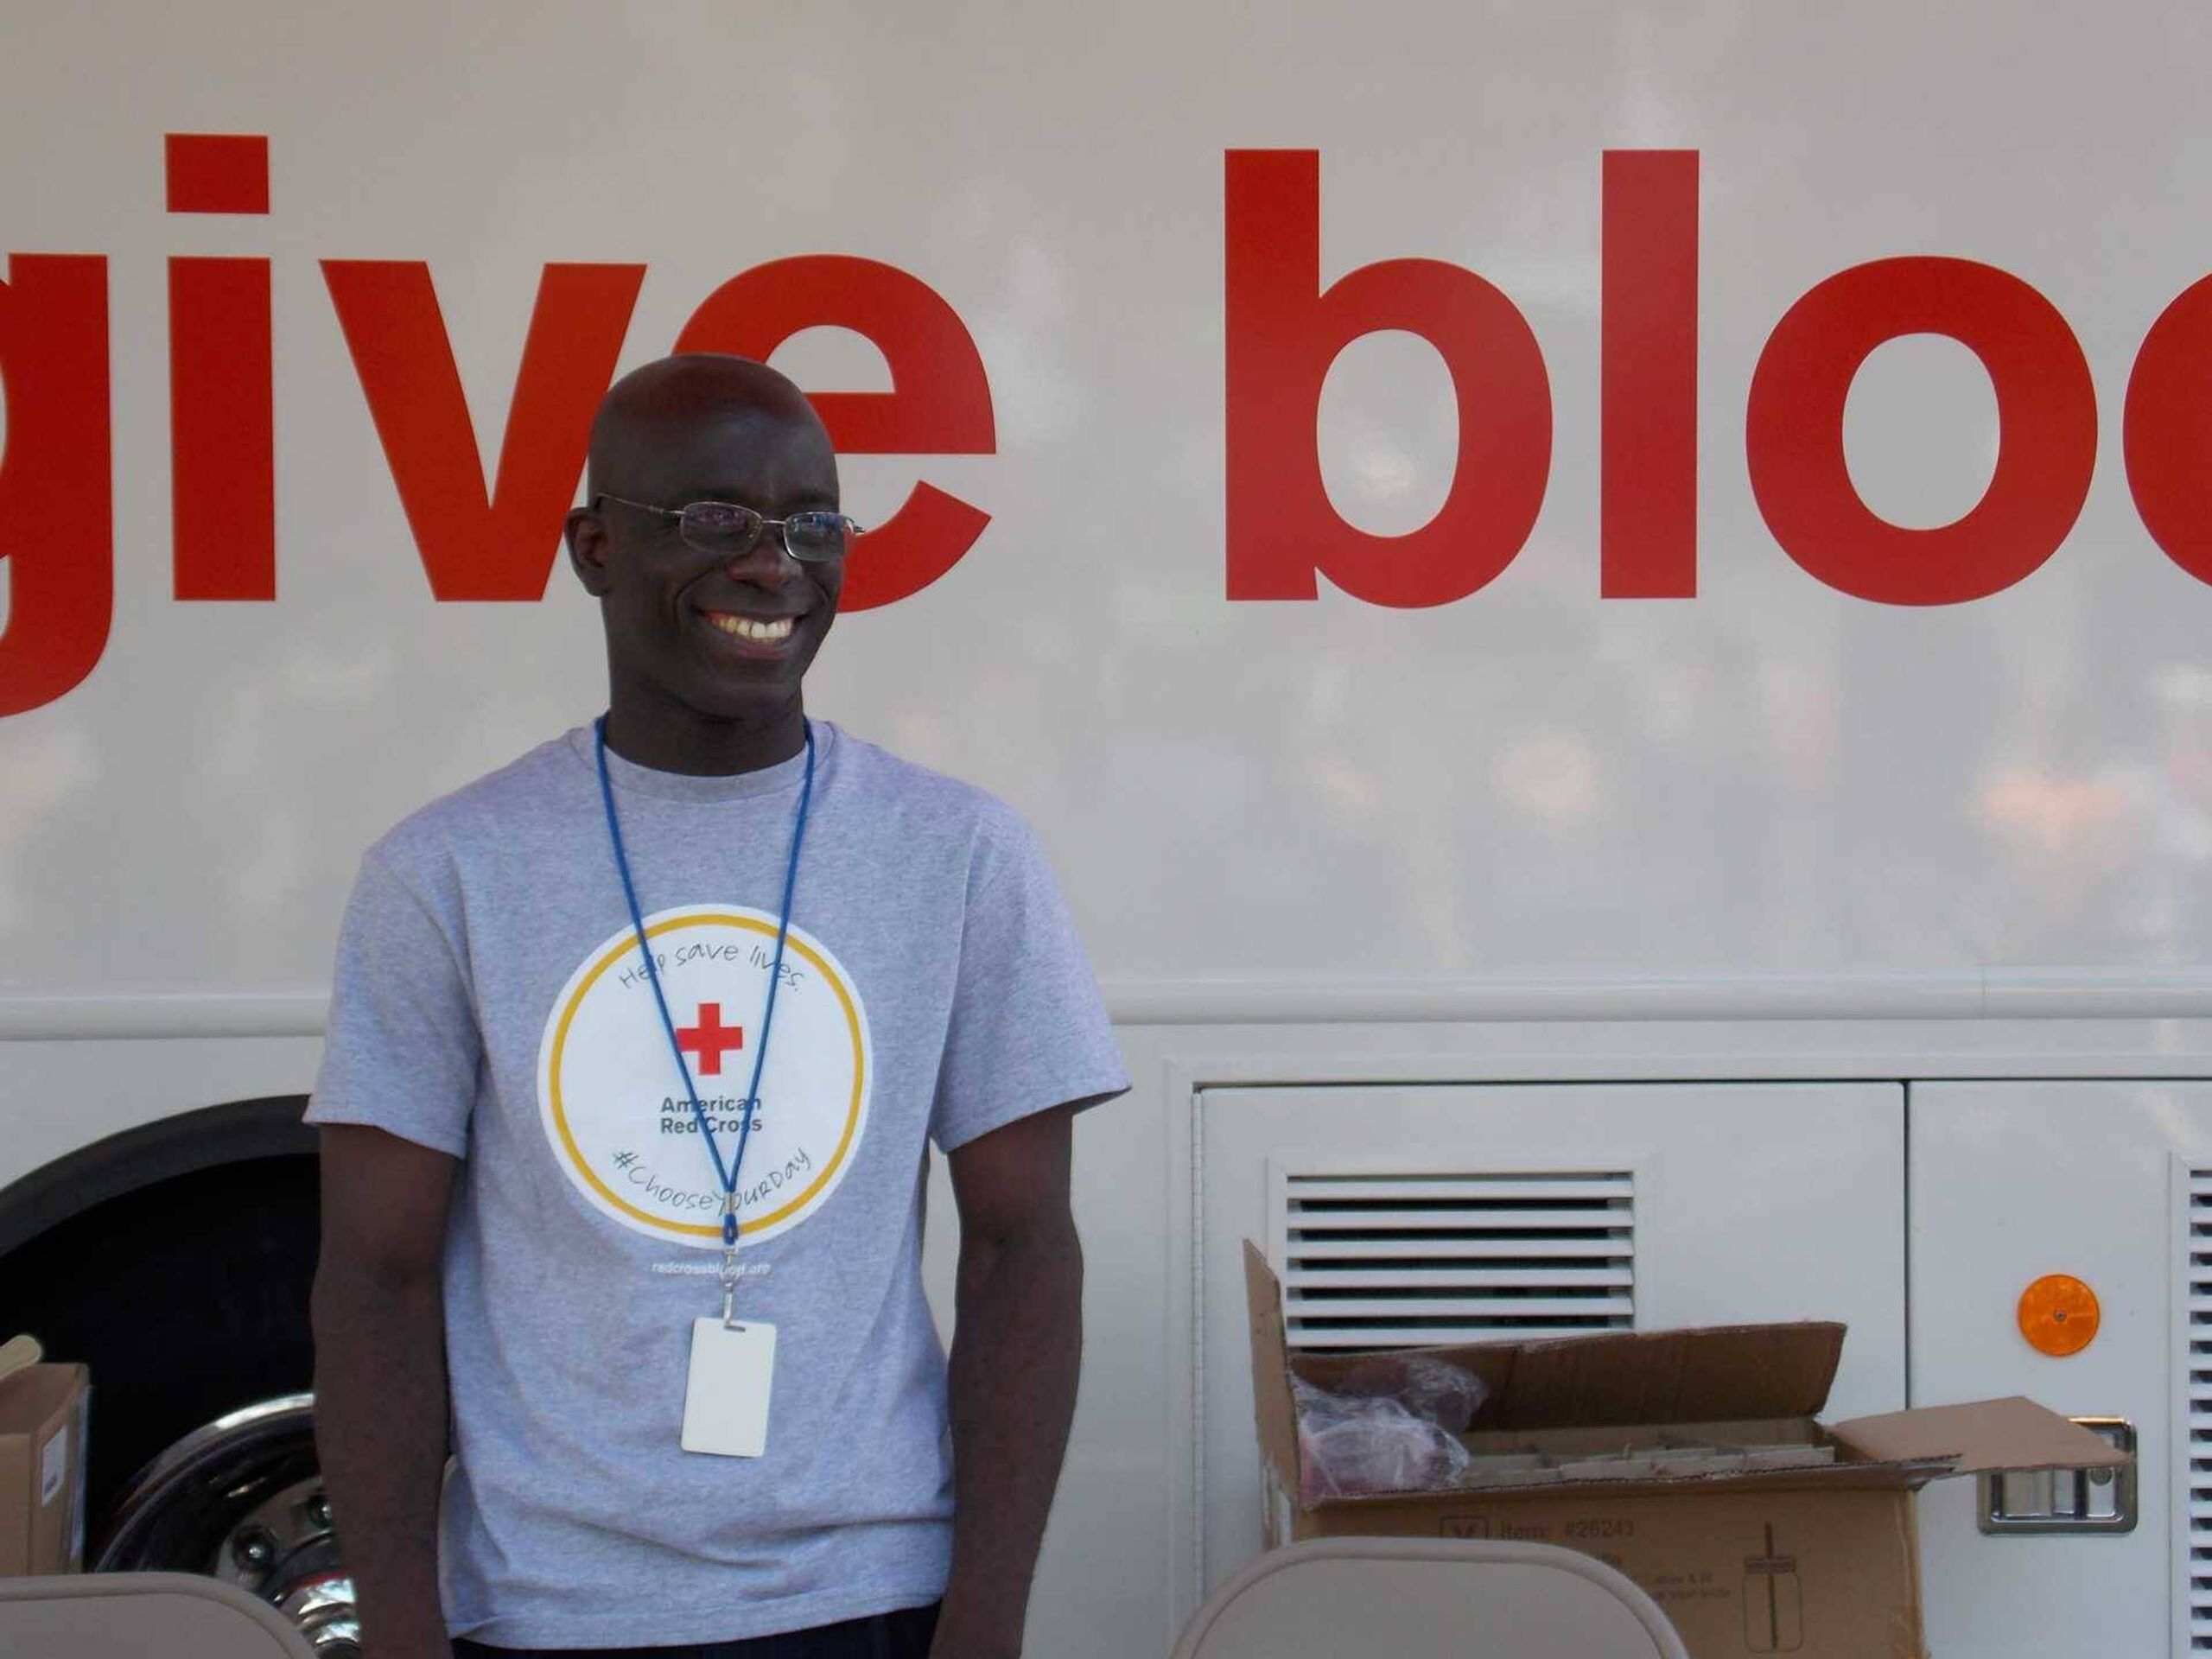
[{"left": 594, "top": 715, "right": 817, "bottom": 1262}]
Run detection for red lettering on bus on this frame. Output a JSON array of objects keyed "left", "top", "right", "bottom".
[
  {"left": 1224, "top": 149, "right": 1552, "bottom": 607},
  {"left": 168, "top": 135, "right": 275, "bottom": 601},
  {"left": 675, "top": 256, "right": 995, "bottom": 612},
  {"left": 1746, "top": 257, "right": 2096, "bottom": 606},
  {"left": 1601, "top": 150, "right": 1699, "bottom": 598},
  {"left": 2124, "top": 275, "right": 2212, "bottom": 589},
  {"left": 13, "top": 131, "right": 2212, "bottom": 716},
  {"left": 0, "top": 256, "right": 112, "bottom": 717},
  {"left": 171, "top": 257, "right": 275, "bottom": 599},
  {"left": 323, "top": 259, "right": 645, "bottom": 601}
]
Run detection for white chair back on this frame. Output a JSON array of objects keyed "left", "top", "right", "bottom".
[
  {"left": 1173, "top": 1538, "right": 1692, "bottom": 1659},
  {"left": 0, "top": 1572, "right": 315, "bottom": 1658}
]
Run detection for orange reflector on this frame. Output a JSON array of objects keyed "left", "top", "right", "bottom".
[{"left": 2018, "top": 1274, "right": 2101, "bottom": 1357}]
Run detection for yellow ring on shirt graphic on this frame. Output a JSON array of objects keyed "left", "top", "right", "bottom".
[{"left": 546, "top": 912, "right": 867, "bottom": 1239}]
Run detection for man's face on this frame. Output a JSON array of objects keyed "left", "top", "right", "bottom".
[{"left": 566, "top": 405, "right": 845, "bottom": 728}]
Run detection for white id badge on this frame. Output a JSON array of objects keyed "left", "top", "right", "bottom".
[{"left": 681, "top": 1318, "right": 777, "bottom": 1458}]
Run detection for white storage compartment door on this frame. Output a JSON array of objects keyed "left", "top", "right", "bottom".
[
  {"left": 1198, "top": 1083, "right": 1907, "bottom": 1592},
  {"left": 1912, "top": 1081, "right": 2212, "bottom": 1659}
]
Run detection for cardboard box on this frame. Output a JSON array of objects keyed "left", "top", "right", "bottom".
[
  {"left": 0, "top": 1364, "right": 89, "bottom": 1576},
  {"left": 1244, "top": 1243, "right": 2124, "bottom": 1659}
]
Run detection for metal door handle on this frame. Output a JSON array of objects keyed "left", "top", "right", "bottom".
[{"left": 1977, "top": 1417, "right": 2137, "bottom": 1535}]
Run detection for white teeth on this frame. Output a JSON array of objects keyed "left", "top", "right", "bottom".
[{"left": 709, "top": 614, "right": 794, "bottom": 643}]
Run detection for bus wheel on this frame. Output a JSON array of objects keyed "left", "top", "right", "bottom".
[
  {"left": 94, "top": 1393, "right": 359, "bottom": 1657},
  {"left": 0, "top": 1098, "right": 336, "bottom": 1644}
]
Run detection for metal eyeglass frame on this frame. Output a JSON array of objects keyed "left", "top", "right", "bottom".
[{"left": 593, "top": 493, "right": 863, "bottom": 563}]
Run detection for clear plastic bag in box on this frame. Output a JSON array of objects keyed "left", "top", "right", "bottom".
[
  {"left": 1291, "top": 1358, "right": 1487, "bottom": 1501},
  {"left": 1322, "top": 1354, "right": 1488, "bottom": 1433}
]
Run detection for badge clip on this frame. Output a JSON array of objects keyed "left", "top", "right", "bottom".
[{"left": 719, "top": 1192, "right": 741, "bottom": 1328}]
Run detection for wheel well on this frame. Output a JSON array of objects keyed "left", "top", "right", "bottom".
[
  {"left": 0, "top": 1097, "right": 321, "bottom": 1529},
  {"left": 0, "top": 1096, "right": 314, "bottom": 1259}
]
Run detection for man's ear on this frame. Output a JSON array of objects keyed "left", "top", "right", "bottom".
[{"left": 566, "top": 507, "right": 612, "bottom": 597}]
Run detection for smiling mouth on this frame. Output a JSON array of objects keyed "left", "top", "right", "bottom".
[{"left": 704, "top": 613, "right": 797, "bottom": 645}]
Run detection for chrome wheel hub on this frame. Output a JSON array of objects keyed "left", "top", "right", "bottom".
[{"left": 96, "top": 1394, "right": 360, "bottom": 1656}]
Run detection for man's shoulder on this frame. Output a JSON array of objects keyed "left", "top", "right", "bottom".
[
  {"left": 359, "top": 730, "right": 583, "bottom": 887},
  {"left": 826, "top": 724, "right": 1033, "bottom": 847}
]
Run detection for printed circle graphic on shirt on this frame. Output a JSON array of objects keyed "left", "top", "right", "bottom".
[{"left": 537, "top": 906, "right": 872, "bottom": 1249}]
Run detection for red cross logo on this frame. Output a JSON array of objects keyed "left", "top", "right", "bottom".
[{"left": 675, "top": 1002, "right": 745, "bottom": 1076}]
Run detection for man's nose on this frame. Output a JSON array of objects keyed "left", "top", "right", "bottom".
[{"left": 721, "top": 535, "right": 796, "bottom": 588}]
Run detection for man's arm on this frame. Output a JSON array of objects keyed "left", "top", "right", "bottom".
[
  {"left": 932, "top": 1103, "right": 1085, "bottom": 1659},
  {"left": 311, "top": 1124, "right": 458, "bottom": 1659}
]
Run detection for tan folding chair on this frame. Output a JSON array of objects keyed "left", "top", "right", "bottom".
[
  {"left": 0, "top": 1572, "right": 315, "bottom": 1658},
  {"left": 1173, "top": 1537, "right": 1691, "bottom": 1659}
]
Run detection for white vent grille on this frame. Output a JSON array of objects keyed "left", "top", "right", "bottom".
[
  {"left": 1276, "top": 1170, "right": 1636, "bottom": 1350},
  {"left": 2189, "top": 1171, "right": 2212, "bottom": 1648}
]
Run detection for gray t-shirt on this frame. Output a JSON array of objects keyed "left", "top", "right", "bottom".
[{"left": 307, "top": 721, "right": 1128, "bottom": 1648}]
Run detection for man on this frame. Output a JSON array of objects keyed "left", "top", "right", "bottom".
[{"left": 308, "top": 353, "right": 1128, "bottom": 1659}]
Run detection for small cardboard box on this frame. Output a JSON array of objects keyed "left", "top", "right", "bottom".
[
  {"left": 1245, "top": 1243, "right": 2123, "bottom": 1659},
  {"left": 0, "top": 1363, "right": 89, "bottom": 1576}
]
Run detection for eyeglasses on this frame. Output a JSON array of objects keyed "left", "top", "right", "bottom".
[{"left": 594, "top": 494, "right": 862, "bottom": 563}]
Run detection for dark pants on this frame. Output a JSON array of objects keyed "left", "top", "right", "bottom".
[{"left": 452, "top": 1602, "right": 940, "bottom": 1659}]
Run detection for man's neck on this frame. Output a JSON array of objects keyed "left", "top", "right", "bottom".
[{"left": 600, "top": 696, "right": 807, "bottom": 777}]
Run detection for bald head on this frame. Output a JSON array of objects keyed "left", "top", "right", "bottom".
[{"left": 587, "top": 353, "right": 834, "bottom": 502}]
